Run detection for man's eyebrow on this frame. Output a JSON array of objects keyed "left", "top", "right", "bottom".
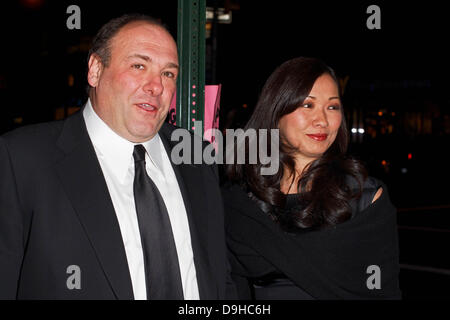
[
  {"left": 127, "top": 54, "right": 179, "bottom": 69},
  {"left": 127, "top": 54, "right": 150, "bottom": 61},
  {"left": 165, "top": 62, "right": 179, "bottom": 70}
]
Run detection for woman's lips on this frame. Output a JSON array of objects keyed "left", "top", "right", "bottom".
[{"left": 306, "top": 134, "right": 328, "bottom": 141}]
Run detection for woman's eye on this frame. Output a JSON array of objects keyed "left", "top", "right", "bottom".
[
  {"left": 302, "top": 103, "right": 312, "bottom": 108},
  {"left": 133, "top": 64, "right": 144, "bottom": 70},
  {"left": 329, "top": 105, "right": 341, "bottom": 110}
]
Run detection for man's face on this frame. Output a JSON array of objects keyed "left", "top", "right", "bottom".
[{"left": 88, "top": 22, "right": 179, "bottom": 142}]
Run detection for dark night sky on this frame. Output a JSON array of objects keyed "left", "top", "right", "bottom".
[{"left": 216, "top": 1, "right": 449, "bottom": 107}]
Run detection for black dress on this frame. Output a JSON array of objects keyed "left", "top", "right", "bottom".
[{"left": 222, "top": 177, "right": 401, "bottom": 300}]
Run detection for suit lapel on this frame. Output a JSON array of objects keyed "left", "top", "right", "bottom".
[
  {"left": 159, "top": 124, "right": 216, "bottom": 299},
  {"left": 54, "top": 111, "right": 134, "bottom": 300}
]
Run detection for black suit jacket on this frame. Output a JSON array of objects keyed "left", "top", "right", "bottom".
[{"left": 0, "top": 110, "right": 233, "bottom": 299}]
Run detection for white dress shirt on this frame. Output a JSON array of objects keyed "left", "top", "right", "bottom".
[{"left": 83, "top": 100, "right": 199, "bottom": 300}]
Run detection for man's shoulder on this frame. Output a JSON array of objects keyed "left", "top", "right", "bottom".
[
  {"left": 1, "top": 120, "right": 64, "bottom": 144},
  {"left": 0, "top": 120, "right": 66, "bottom": 158},
  {"left": 160, "top": 121, "right": 181, "bottom": 135},
  {"left": 160, "top": 122, "right": 196, "bottom": 139},
  {"left": 160, "top": 122, "right": 211, "bottom": 149}
]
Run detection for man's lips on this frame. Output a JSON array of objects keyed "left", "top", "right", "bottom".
[
  {"left": 306, "top": 134, "right": 328, "bottom": 141},
  {"left": 136, "top": 103, "right": 158, "bottom": 112}
]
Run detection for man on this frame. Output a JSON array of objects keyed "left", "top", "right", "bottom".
[{"left": 0, "top": 14, "right": 233, "bottom": 299}]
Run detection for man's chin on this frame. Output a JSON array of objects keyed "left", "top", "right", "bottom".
[{"left": 126, "top": 123, "right": 162, "bottom": 143}]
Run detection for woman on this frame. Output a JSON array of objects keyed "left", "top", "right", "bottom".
[{"left": 222, "top": 57, "right": 401, "bottom": 299}]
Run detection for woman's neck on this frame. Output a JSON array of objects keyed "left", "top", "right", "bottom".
[
  {"left": 280, "top": 157, "right": 315, "bottom": 194},
  {"left": 280, "top": 172, "right": 299, "bottom": 194}
]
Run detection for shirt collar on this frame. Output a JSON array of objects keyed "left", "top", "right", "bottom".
[{"left": 82, "top": 99, "right": 165, "bottom": 183}]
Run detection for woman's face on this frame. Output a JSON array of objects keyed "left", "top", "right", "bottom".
[{"left": 278, "top": 73, "right": 342, "bottom": 165}]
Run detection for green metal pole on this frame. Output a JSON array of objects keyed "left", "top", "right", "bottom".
[{"left": 177, "top": 0, "right": 206, "bottom": 134}]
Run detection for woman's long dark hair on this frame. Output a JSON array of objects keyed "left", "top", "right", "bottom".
[{"left": 226, "top": 57, "right": 367, "bottom": 231}]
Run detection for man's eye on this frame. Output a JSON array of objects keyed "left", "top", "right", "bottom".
[
  {"left": 163, "top": 71, "right": 175, "bottom": 78},
  {"left": 133, "top": 64, "right": 144, "bottom": 70}
]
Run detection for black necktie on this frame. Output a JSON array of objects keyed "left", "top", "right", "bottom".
[{"left": 133, "top": 144, "right": 184, "bottom": 300}]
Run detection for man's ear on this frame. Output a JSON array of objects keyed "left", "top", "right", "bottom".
[{"left": 87, "top": 54, "right": 103, "bottom": 88}]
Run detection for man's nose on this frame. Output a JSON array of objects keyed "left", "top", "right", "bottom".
[{"left": 143, "top": 75, "right": 163, "bottom": 96}]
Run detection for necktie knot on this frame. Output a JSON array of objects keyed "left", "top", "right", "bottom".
[{"left": 133, "top": 144, "right": 147, "bottom": 163}]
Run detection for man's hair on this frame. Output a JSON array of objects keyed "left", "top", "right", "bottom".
[{"left": 88, "top": 13, "right": 169, "bottom": 68}]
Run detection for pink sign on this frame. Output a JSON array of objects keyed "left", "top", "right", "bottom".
[{"left": 168, "top": 85, "right": 221, "bottom": 144}]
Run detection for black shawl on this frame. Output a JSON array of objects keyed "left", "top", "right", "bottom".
[{"left": 222, "top": 180, "right": 401, "bottom": 299}]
